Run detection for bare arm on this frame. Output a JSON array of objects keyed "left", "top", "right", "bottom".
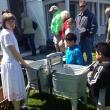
[{"left": 8, "top": 45, "right": 29, "bottom": 68}]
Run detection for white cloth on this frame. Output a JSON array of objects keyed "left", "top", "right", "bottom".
[{"left": 0, "top": 29, "right": 27, "bottom": 101}]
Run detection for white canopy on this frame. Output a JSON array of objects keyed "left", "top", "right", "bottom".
[{"left": 26, "top": 0, "right": 46, "bottom": 47}]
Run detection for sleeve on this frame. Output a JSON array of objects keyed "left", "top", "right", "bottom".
[
  {"left": 3, "top": 33, "right": 15, "bottom": 47},
  {"left": 89, "top": 14, "right": 98, "bottom": 35},
  {"left": 87, "top": 66, "right": 104, "bottom": 86}
]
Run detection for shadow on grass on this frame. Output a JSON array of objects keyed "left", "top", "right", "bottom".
[
  {"left": 28, "top": 91, "right": 96, "bottom": 110},
  {"left": 28, "top": 92, "right": 71, "bottom": 110}
]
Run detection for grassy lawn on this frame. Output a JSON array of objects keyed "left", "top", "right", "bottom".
[
  {"left": 83, "top": 52, "right": 96, "bottom": 61},
  {"left": 27, "top": 90, "right": 96, "bottom": 110},
  {"left": 27, "top": 91, "right": 71, "bottom": 110}
]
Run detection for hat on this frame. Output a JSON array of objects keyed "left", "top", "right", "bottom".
[{"left": 49, "top": 5, "right": 58, "bottom": 12}]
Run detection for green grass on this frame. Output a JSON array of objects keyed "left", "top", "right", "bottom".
[
  {"left": 27, "top": 90, "right": 96, "bottom": 110},
  {"left": 27, "top": 90, "right": 71, "bottom": 110},
  {"left": 83, "top": 52, "right": 96, "bottom": 61}
]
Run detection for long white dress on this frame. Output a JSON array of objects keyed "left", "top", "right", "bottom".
[{"left": 0, "top": 29, "right": 27, "bottom": 101}]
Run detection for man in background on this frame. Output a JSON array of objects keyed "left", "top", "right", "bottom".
[
  {"left": 49, "top": 5, "right": 63, "bottom": 51},
  {"left": 76, "top": 0, "right": 98, "bottom": 65},
  {"left": 105, "top": 7, "right": 110, "bottom": 44},
  {"left": 21, "top": 12, "right": 37, "bottom": 56}
]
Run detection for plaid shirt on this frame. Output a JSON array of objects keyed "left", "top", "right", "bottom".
[{"left": 76, "top": 9, "right": 97, "bottom": 38}]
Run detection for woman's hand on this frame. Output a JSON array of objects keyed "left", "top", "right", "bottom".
[{"left": 21, "top": 61, "right": 30, "bottom": 68}]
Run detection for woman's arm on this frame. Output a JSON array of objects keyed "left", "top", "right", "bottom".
[{"left": 8, "top": 45, "right": 29, "bottom": 68}]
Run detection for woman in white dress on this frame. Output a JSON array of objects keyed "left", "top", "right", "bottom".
[{"left": 0, "top": 11, "right": 29, "bottom": 110}]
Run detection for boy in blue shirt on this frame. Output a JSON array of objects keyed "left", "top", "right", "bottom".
[{"left": 65, "top": 32, "right": 84, "bottom": 65}]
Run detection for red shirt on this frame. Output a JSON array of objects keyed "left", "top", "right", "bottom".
[{"left": 61, "top": 20, "right": 69, "bottom": 40}]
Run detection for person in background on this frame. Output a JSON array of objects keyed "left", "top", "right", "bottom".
[
  {"left": 66, "top": 18, "right": 74, "bottom": 33},
  {"left": 105, "top": 7, "right": 110, "bottom": 44},
  {"left": 49, "top": 5, "right": 63, "bottom": 51},
  {"left": 21, "top": 12, "right": 37, "bottom": 56},
  {"left": 76, "top": 0, "right": 98, "bottom": 65},
  {"left": 87, "top": 42, "right": 110, "bottom": 110},
  {"left": 65, "top": 32, "right": 84, "bottom": 65},
  {"left": 61, "top": 10, "right": 70, "bottom": 41},
  {"left": 60, "top": 17, "right": 79, "bottom": 52},
  {"left": 59, "top": 10, "right": 70, "bottom": 52},
  {"left": 65, "top": 17, "right": 80, "bottom": 44},
  {"left": 0, "top": 11, "right": 29, "bottom": 110}
]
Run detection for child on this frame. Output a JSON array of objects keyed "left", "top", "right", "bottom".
[
  {"left": 65, "top": 32, "right": 84, "bottom": 65},
  {"left": 59, "top": 17, "right": 79, "bottom": 52},
  {"left": 87, "top": 42, "right": 110, "bottom": 110},
  {"left": 66, "top": 18, "right": 80, "bottom": 44}
]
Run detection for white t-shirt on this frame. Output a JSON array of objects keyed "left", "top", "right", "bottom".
[{"left": 0, "top": 29, "right": 19, "bottom": 62}]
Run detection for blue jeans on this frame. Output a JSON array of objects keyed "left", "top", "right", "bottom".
[
  {"left": 25, "top": 34, "right": 36, "bottom": 55},
  {"left": 79, "top": 36, "right": 94, "bottom": 65}
]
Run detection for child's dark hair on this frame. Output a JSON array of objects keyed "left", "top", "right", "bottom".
[
  {"left": 65, "top": 33, "right": 77, "bottom": 42},
  {"left": 95, "top": 42, "right": 110, "bottom": 58}
]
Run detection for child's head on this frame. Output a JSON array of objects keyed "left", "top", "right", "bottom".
[
  {"left": 66, "top": 17, "right": 74, "bottom": 29},
  {"left": 95, "top": 42, "right": 110, "bottom": 62},
  {"left": 64, "top": 32, "right": 77, "bottom": 47}
]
